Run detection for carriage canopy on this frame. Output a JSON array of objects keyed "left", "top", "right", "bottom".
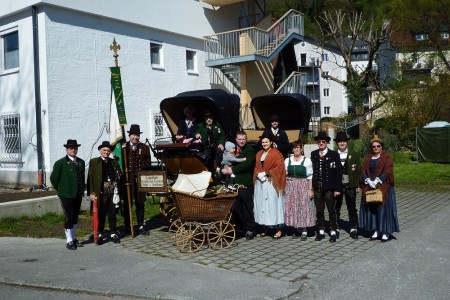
[{"left": 160, "top": 89, "right": 240, "bottom": 140}]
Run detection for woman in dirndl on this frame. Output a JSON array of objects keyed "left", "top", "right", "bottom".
[
  {"left": 359, "top": 135, "right": 400, "bottom": 242},
  {"left": 253, "top": 133, "right": 286, "bottom": 239},
  {"left": 284, "top": 142, "right": 315, "bottom": 240}
]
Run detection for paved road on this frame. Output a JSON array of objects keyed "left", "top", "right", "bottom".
[{"left": 0, "top": 189, "right": 449, "bottom": 299}]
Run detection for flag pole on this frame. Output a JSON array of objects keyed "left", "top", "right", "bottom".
[{"left": 110, "top": 39, "right": 135, "bottom": 238}]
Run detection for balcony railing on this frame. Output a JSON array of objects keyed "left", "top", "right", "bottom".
[
  {"left": 275, "top": 71, "right": 307, "bottom": 94},
  {"left": 204, "top": 9, "right": 304, "bottom": 62}
]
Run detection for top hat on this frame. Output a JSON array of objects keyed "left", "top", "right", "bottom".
[
  {"left": 314, "top": 131, "right": 331, "bottom": 142},
  {"left": 334, "top": 131, "right": 350, "bottom": 141},
  {"left": 97, "top": 141, "right": 114, "bottom": 151},
  {"left": 203, "top": 110, "right": 213, "bottom": 117},
  {"left": 127, "top": 124, "right": 142, "bottom": 135},
  {"left": 64, "top": 139, "right": 81, "bottom": 148},
  {"left": 269, "top": 114, "right": 280, "bottom": 122}
]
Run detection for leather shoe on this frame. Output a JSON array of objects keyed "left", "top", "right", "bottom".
[
  {"left": 315, "top": 233, "right": 325, "bottom": 241},
  {"left": 330, "top": 235, "right": 336, "bottom": 243},
  {"left": 300, "top": 234, "right": 307, "bottom": 241},
  {"left": 335, "top": 231, "right": 340, "bottom": 239},
  {"left": 139, "top": 226, "right": 149, "bottom": 235},
  {"left": 111, "top": 234, "right": 120, "bottom": 244},
  {"left": 245, "top": 231, "right": 255, "bottom": 240},
  {"left": 66, "top": 241, "right": 77, "bottom": 250},
  {"left": 369, "top": 236, "right": 379, "bottom": 241},
  {"left": 73, "top": 239, "right": 83, "bottom": 247},
  {"left": 350, "top": 231, "right": 358, "bottom": 239}
]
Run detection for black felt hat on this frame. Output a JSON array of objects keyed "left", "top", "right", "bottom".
[
  {"left": 203, "top": 110, "right": 213, "bottom": 117},
  {"left": 314, "top": 131, "right": 331, "bottom": 142},
  {"left": 64, "top": 139, "right": 81, "bottom": 148},
  {"left": 97, "top": 141, "right": 114, "bottom": 151},
  {"left": 270, "top": 114, "right": 280, "bottom": 121},
  {"left": 334, "top": 131, "right": 350, "bottom": 141},
  {"left": 127, "top": 124, "right": 142, "bottom": 135}
]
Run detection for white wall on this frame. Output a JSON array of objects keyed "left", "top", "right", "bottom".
[{"left": 0, "top": 2, "right": 242, "bottom": 186}]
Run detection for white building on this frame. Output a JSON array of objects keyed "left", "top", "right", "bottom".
[{"left": 0, "top": 0, "right": 250, "bottom": 186}]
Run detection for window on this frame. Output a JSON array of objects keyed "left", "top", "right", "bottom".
[
  {"left": 322, "top": 71, "right": 329, "bottom": 78},
  {"left": 0, "top": 113, "right": 22, "bottom": 166},
  {"left": 323, "top": 88, "right": 329, "bottom": 97},
  {"left": 150, "top": 110, "right": 171, "bottom": 144},
  {"left": 186, "top": 49, "right": 197, "bottom": 73},
  {"left": 1, "top": 30, "right": 19, "bottom": 71},
  {"left": 441, "top": 32, "right": 449, "bottom": 39},
  {"left": 415, "top": 33, "right": 429, "bottom": 41},
  {"left": 150, "top": 42, "right": 163, "bottom": 68},
  {"left": 323, "top": 106, "right": 330, "bottom": 115},
  {"left": 300, "top": 53, "right": 307, "bottom": 66},
  {"left": 322, "top": 53, "right": 328, "bottom": 61}
]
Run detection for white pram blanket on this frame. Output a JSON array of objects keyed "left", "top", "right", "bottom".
[{"left": 171, "top": 171, "right": 211, "bottom": 198}]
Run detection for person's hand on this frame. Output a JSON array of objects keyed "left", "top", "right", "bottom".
[
  {"left": 242, "top": 157, "right": 247, "bottom": 161},
  {"left": 90, "top": 193, "right": 97, "bottom": 201},
  {"left": 334, "top": 191, "right": 341, "bottom": 197},
  {"left": 309, "top": 189, "right": 314, "bottom": 199},
  {"left": 218, "top": 144, "right": 224, "bottom": 151},
  {"left": 368, "top": 180, "right": 376, "bottom": 189},
  {"left": 195, "top": 133, "right": 201, "bottom": 139},
  {"left": 222, "top": 166, "right": 232, "bottom": 175},
  {"left": 356, "top": 187, "right": 361, "bottom": 193},
  {"left": 273, "top": 142, "right": 278, "bottom": 148},
  {"left": 175, "top": 135, "right": 184, "bottom": 140},
  {"left": 374, "top": 177, "right": 382, "bottom": 185}
]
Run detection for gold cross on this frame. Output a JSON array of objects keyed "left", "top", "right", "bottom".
[{"left": 110, "top": 38, "right": 121, "bottom": 67}]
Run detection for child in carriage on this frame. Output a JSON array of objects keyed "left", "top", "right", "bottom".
[{"left": 221, "top": 141, "right": 246, "bottom": 191}]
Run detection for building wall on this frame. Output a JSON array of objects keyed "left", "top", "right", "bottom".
[
  {"left": 0, "top": 9, "right": 38, "bottom": 185},
  {"left": 0, "top": 2, "right": 242, "bottom": 186}
]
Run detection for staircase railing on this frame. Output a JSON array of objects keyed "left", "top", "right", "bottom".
[
  {"left": 204, "top": 9, "right": 304, "bottom": 62},
  {"left": 275, "top": 71, "right": 307, "bottom": 94}
]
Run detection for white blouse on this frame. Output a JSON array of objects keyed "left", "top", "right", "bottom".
[{"left": 284, "top": 155, "right": 313, "bottom": 180}]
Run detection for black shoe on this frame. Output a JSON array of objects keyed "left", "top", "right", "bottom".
[
  {"left": 111, "top": 234, "right": 121, "bottom": 244},
  {"left": 291, "top": 233, "right": 300, "bottom": 239},
  {"left": 369, "top": 236, "right": 379, "bottom": 241},
  {"left": 330, "top": 235, "right": 337, "bottom": 243},
  {"left": 335, "top": 230, "right": 340, "bottom": 239},
  {"left": 300, "top": 234, "right": 307, "bottom": 241},
  {"left": 96, "top": 234, "right": 104, "bottom": 245},
  {"left": 315, "top": 233, "right": 325, "bottom": 241},
  {"left": 66, "top": 241, "right": 77, "bottom": 250},
  {"left": 139, "top": 226, "right": 149, "bottom": 235},
  {"left": 245, "top": 231, "right": 255, "bottom": 240},
  {"left": 73, "top": 239, "right": 83, "bottom": 247},
  {"left": 350, "top": 231, "right": 358, "bottom": 240}
]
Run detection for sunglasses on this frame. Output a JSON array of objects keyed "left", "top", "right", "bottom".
[
  {"left": 317, "top": 140, "right": 327, "bottom": 144},
  {"left": 372, "top": 145, "right": 382, "bottom": 149}
]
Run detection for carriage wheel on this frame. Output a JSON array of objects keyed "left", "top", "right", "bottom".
[
  {"left": 175, "top": 222, "right": 205, "bottom": 253},
  {"left": 207, "top": 221, "right": 236, "bottom": 250},
  {"left": 168, "top": 218, "right": 182, "bottom": 245},
  {"left": 160, "top": 196, "right": 177, "bottom": 224}
]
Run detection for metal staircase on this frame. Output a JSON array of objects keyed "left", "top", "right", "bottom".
[{"left": 204, "top": 9, "right": 304, "bottom": 92}]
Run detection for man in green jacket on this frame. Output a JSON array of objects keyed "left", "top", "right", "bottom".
[
  {"left": 50, "top": 139, "right": 85, "bottom": 250},
  {"left": 87, "top": 141, "right": 123, "bottom": 244},
  {"left": 195, "top": 110, "right": 226, "bottom": 176},
  {"left": 222, "top": 131, "right": 257, "bottom": 240},
  {"left": 334, "top": 131, "right": 361, "bottom": 239}
]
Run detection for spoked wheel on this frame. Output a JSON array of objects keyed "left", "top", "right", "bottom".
[
  {"left": 160, "top": 196, "right": 177, "bottom": 224},
  {"left": 207, "top": 220, "right": 236, "bottom": 250},
  {"left": 168, "top": 218, "right": 182, "bottom": 245},
  {"left": 175, "top": 222, "right": 205, "bottom": 253}
]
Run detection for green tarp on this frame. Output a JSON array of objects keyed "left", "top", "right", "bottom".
[{"left": 417, "top": 127, "right": 450, "bottom": 163}]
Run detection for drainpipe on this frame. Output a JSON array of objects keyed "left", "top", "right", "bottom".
[{"left": 32, "top": 6, "right": 44, "bottom": 188}]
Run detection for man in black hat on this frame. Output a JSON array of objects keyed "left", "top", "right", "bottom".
[
  {"left": 50, "top": 139, "right": 85, "bottom": 250},
  {"left": 262, "top": 114, "right": 289, "bottom": 157},
  {"left": 310, "top": 131, "right": 342, "bottom": 243},
  {"left": 334, "top": 131, "right": 360, "bottom": 239},
  {"left": 122, "top": 124, "right": 152, "bottom": 235},
  {"left": 194, "top": 110, "right": 226, "bottom": 175},
  {"left": 87, "top": 141, "right": 123, "bottom": 244}
]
